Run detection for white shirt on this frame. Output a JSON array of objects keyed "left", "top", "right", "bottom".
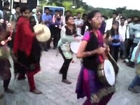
[
  {"left": 105, "top": 18, "right": 113, "bottom": 32},
  {"left": 74, "top": 18, "right": 83, "bottom": 35},
  {"left": 61, "top": 16, "right": 65, "bottom": 25},
  {"left": 119, "top": 25, "right": 126, "bottom": 42}
]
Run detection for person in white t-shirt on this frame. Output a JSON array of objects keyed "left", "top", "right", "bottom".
[
  {"left": 105, "top": 11, "right": 118, "bottom": 32},
  {"left": 74, "top": 12, "right": 83, "bottom": 35},
  {"left": 119, "top": 17, "right": 126, "bottom": 58}
]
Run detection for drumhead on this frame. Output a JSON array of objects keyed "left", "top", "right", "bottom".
[
  {"left": 70, "top": 36, "right": 83, "bottom": 54},
  {"left": 104, "top": 59, "right": 115, "bottom": 86},
  {"left": 33, "top": 24, "right": 51, "bottom": 42}
]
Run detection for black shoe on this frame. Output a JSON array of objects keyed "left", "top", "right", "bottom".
[
  {"left": 62, "top": 79, "right": 71, "bottom": 84},
  {"left": 126, "top": 61, "right": 135, "bottom": 68},
  {"left": 4, "top": 88, "right": 14, "bottom": 93},
  {"left": 0, "top": 94, "right": 4, "bottom": 99},
  {"left": 128, "top": 87, "right": 140, "bottom": 93},
  {"left": 53, "top": 47, "right": 57, "bottom": 49},
  {"left": 59, "top": 71, "right": 62, "bottom": 74}
]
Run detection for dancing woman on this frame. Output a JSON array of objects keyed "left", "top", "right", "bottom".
[
  {"left": 0, "top": 20, "right": 14, "bottom": 95},
  {"left": 105, "top": 21, "right": 120, "bottom": 62},
  {"left": 57, "top": 15, "right": 79, "bottom": 84},
  {"left": 14, "top": 7, "right": 42, "bottom": 94},
  {"left": 76, "top": 10, "right": 115, "bottom": 105}
]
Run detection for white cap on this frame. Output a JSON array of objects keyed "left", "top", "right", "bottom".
[{"left": 32, "top": 8, "right": 36, "bottom": 13}]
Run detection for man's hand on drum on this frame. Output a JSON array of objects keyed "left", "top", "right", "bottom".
[
  {"left": 35, "top": 29, "right": 44, "bottom": 35},
  {"left": 96, "top": 47, "right": 106, "bottom": 54},
  {"left": 103, "top": 43, "right": 110, "bottom": 52},
  {"left": 74, "top": 38, "right": 81, "bottom": 42}
]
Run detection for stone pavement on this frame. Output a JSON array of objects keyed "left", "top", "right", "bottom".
[{"left": 0, "top": 50, "right": 140, "bottom": 105}]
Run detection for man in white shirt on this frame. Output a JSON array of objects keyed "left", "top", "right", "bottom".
[
  {"left": 119, "top": 17, "right": 127, "bottom": 58},
  {"left": 32, "top": 8, "right": 39, "bottom": 24},
  {"left": 105, "top": 11, "right": 118, "bottom": 32},
  {"left": 74, "top": 12, "right": 83, "bottom": 35}
]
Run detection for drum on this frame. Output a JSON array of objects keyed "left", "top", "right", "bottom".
[
  {"left": 70, "top": 36, "right": 83, "bottom": 54},
  {"left": 98, "top": 59, "right": 115, "bottom": 86},
  {"left": 33, "top": 24, "right": 51, "bottom": 42}
]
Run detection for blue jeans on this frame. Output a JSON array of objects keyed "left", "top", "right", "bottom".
[
  {"left": 129, "top": 75, "right": 140, "bottom": 88},
  {"left": 120, "top": 42, "right": 125, "bottom": 57}
]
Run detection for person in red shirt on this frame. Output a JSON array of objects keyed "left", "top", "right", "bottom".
[{"left": 14, "top": 7, "right": 43, "bottom": 94}]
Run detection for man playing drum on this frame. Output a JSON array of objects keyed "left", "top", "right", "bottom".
[{"left": 14, "top": 7, "right": 43, "bottom": 94}]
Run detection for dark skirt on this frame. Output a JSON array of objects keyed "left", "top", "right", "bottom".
[
  {"left": 0, "top": 59, "right": 11, "bottom": 80},
  {"left": 76, "top": 66, "right": 115, "bottom": 105},
  {"left": 15, "top": 37, "right": 41, "bottom": 74}
]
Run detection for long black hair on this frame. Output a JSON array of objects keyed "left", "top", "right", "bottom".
[
  {"left": 29, "top": 16, "right": 36, "bottom": 32},
  {"left": 65, "top": 15, "right": 76, "bottom": 36},
  {"left": 110, "top": 21, "right": 119, "bottom": 37},
  {"left": 86, "top": 10, "right": 100, "bottom": 31}
]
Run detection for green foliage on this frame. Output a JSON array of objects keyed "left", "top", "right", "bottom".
[
  {"left": 46, "top": 1, "right": 85, "bottom": 15},
  {"left": 39, "top": 0, "right": 140, "bottom": 17},
  {"left": 90, "top": 6, "right": 140, "bottom": 18}
]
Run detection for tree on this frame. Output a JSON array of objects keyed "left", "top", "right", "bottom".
[{"left": 39, "top": 0, "right": 140, "bottom": 17}]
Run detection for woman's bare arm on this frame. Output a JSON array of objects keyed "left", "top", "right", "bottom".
[{"left": 76, "top": 40, "right": 97, "bottom": 58}]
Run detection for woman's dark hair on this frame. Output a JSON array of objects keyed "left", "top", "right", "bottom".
[
  {"left": 20, "top": 7, "right": 29, "bottom": 14},
  {"left": 82, "top": 13, "right": 87, "bottom": 18},
  {"left": 102, "top": 15, "right": 108, "bottom": 20},
  {"left": 29, "top": 16, "right": 36, "bottom": 32},
  {"left": 30, "top": 16, "right": 35, "bottom": 22},
  {"left": 86, "top": 10, "right": 100, "bottom": 30},
  {"left": 65, "top": 15, "right": 73, "bottom": 22},
  {"left": 110, "top": 21, "right": 119, "bottom": 36}
]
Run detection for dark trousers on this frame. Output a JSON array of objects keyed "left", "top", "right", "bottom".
[
  {"left": 129, "top": 75, "right": 140, "bottom": 88},
  {"left": 124, "top": 39, "right": 133, "bottom": 59},
  {"left": 47, "top": 25, "right": 54, "bottom": 49},
  {"left": 40, "top": 42, "right": 48, "bottom": 51},
  {"left": 53, "top": 27, "right": 60, "bottom": 48},
  {"left": 110, "top": 45, "right": 120, "bottom": 62},
  {"left": 59, "top": 47, "right": 72, "bottom": 80},
  {"left": 128, "top": 43, "right": 137, "bottom": 60},
  {"left": 120, "top": 42, "right": 125, "bottom": 58},
  {"left": 3, "top": 78, "right": 10, "bottom": 90}
]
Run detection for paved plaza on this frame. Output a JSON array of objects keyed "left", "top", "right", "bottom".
[{"left": 0, "top": 50, "right": 140, "bottom": 105}]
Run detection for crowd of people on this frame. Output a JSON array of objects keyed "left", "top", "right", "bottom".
[{"left": 0, "top": 1, "right": 140, "bottom": 105}]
